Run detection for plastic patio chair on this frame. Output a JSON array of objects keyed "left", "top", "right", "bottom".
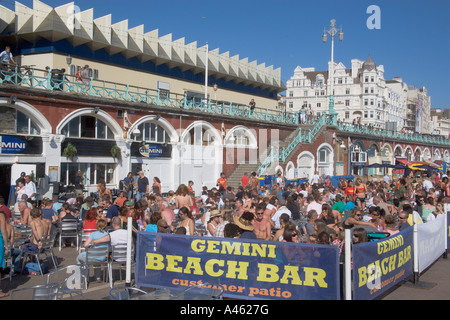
[
  {"left": 183, "top": 282, "right": 225, "bottom": 300},
  {"left": 79, "top": 229, "right": 98, "bottom": 253},
  {"left": 109, "top": 286, "right": 149, "bottom": 300},
  {"left": 83, "top": 244, "right": 111, "bottom": 285},
  {"left": 58, "top": 219, "right": 79, "bottom": 251},
  {"left": 108, "top": 244, "right": 135, "bottom": 288},
  {"left": 11, "top": 282, "right": 63, "bottom": 300},
  {"left": 21, "top": 233, "right": 58, "bottom": 276},
  {"left": 46, "top": 264, "right": 89, "bottom": 299}
]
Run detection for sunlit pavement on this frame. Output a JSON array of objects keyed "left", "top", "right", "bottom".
[{"left": 2, "top": 245, "right": 449, "bottom": 300}]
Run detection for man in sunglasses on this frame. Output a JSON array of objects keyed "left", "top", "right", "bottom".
[
  {"left": 398, "top": 210, "right": 411, "bottom": 232},
  {"left": 252, "top": 204, "right": 272, "bottom": 241}
]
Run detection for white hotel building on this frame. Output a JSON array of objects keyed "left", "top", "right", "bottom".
[{"left": 285, "top": 56, "right": 431, "bottom": 133}]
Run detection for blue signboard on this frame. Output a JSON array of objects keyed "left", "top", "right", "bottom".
[
  {"left": 352, "top": 227, "right": 414, "bottom": 300},
  {"left": 135, "top": 232, "right": 341, "bottom": 300},
  {"left": 139, "top": 144, "right": 163, "bottom": 158},
  {"left": 0, "top": 136, "right": 26, "bottom": 154}
]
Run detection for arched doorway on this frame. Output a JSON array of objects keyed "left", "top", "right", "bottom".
[
  {"left": 297, "top": 151, "right": 314, "bottom": 180},
  {"left": 317, "top": 144, "right": 334, "bottom": 177},
  {"left": 349, "top": 140, "right": 366, "bottom": 176}
]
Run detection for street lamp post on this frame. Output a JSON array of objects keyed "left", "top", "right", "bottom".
[{"left": 322, "top": 19, "right": 344, "bottom": 119}]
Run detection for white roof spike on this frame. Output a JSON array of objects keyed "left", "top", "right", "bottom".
[
  {"left": 229, "top": 54, "right": 240, "bottom": 77},
  {"left": 184, "top": 41, "right": 197, "bottom": 66},
  {"left": 196, "top": 43, "right": 208, "bottom": 68},
  {"left": 0, "top": 5, "right": 15, "bottom": 35},
  {"left": 239, "top": 57, "right": 249, "bottom": 79},
  {"left": 273, "top": 67, "right": 282, "bottom": 86},
  {"left": 208, "top": 48, "right": 219, "bottom": 72},
  {"left": 32, "top": 0, "right": 53, "bottom": 33},
  {"left": 111, "top": 19, "right": 128, "bottom": 49},
  {"left": 93, "top": 14, "right": 111, "bottom": 45},
  {"left": 172, "top": 37, "right": 185, "bottom": 63},
  {"left": 73, "top": 8, "right": 93, "bottom": 46},
  {"left": 265, "top": 65, "right": 274, "bottom": 86},
  {"left": 54, "top": 2, "right": 75, "bottom": 35},
  {"left": 15, "top": 1, "right": 34, "bottom": 34},
  {"left": 256, "top": 62, "right": 266, "bottom": 83},
  {"left": 143, "top": 29, "right": 158, "bottom": 58},
  {"left": 128, "top": 24, "right": 144, "bottom": 53},
  {"left": 158, "top": 33, "right": 172, "bottom": 61},
  {"left": 219, "top": 51, "right": 229, "bottom": 74},
  {"left": 248, "top": 60, "right": 257, "bottom": 81}
]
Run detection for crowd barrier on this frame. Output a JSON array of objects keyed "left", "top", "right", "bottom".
[{"left": 132, "top": 211, "right": 449, "bottom": 300}]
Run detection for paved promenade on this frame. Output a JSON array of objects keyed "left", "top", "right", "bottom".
[{"left": 1, "top": 246, "right": 449, "bottom": 300}]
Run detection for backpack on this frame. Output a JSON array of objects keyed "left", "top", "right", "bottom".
[{"left": 24, "top": 261, "right": 49, "bottom": 275}]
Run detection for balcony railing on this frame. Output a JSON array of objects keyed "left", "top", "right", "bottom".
[
  {"left": 337, "top": 121, "right": 450, "bottom": 146},
  {"left": 257, "top": 114, "right": 449, "bottom": 176},
  {"left": 0, "top": 65, "right": 299, "bottom": 125}
]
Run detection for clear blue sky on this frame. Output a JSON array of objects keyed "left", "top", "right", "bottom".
[{"left": 3, "top": 0, "right": 449, "bottom": 107}]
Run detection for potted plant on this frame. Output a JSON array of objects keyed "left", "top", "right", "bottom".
[
  {"left": 111, "top": 145, "right": 122, "bottom": 161},
  {"left": 63, "top": 142, "right": 77, "bottom": 161}
]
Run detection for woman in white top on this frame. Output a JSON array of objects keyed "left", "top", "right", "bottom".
[
  {"left": 206, "top": 210, "right": 221, "bottom": 237},
  {"left": 16, "top": 181, "right": 26, "bottom": 202},
  {"left": 178, "top": 207, "right": 194, "bottom": 236}
]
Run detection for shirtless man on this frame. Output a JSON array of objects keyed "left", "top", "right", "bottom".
[
  {"left": 18, "top": 201, "right": 32, "bottom": 225},
  {"left": 252, "top": 204, "right": 272, "bottom": 241},
  {"left": 234, "top": 199, "right": 245, "bottom": 217},
  {"left": 160, "top": 201, "right": 176, "bottom": 231},
  {"left": 250, "top": 172, "right": 260, "bottom": 191},
  {"left": 30, "top": 208, "right": 50, "bottom": 248}
]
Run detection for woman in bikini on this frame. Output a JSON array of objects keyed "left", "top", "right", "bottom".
[{"left": 354, "top": 178, "right": 367, "bottom": 210}]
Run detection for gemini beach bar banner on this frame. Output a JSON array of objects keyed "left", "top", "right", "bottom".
[
  {"left": 352, "top": 227, "right": 414, "bottom": 300},
  {"left": 135, "top": 232, "right": 340, "bottom": 300}
]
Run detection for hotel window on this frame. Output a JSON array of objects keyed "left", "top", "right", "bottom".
[
  {"left": 364, "top": 99, "right": 368, "bottom": 106},
  {"left": 134, "top": 122, "right": 170, "bottom": 144},
  {"left": 304, "top": 91, "right": 308, "bottom": 97},
  {"left": 346, "top": 88, "right": 350, "bottom": 95},
  {"left": 0, "top": 107, "right": 41, "bottom": 135},
  {"left": 345, "top": 112, "right": 350, "bottom": 119},
  {"left": 60, "top": 163, "right": 116, "bottom": 186},
  {"left": 345, "top": 100, "right": 350, "bottom": 106},
  {"left": 317, "top": 103, "right": 321, "bottom": 108},
  {"left": 289, "top": 91, "right": 293, "bottom": 97},
  {"left": 61, "top": 116, "right": 114, "bottom": 140},
  {"left": 184, "top": 126, "right": 216, "bottom": 146}
]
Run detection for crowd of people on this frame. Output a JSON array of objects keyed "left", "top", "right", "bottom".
[{"left": 1, "top": 167, "right": 449, "bottom": 298}]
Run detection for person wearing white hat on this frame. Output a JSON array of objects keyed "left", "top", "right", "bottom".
[{"left": 206, "top": 209, "right": 221, "bottom": 237}]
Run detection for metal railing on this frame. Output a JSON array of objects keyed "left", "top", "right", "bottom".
[
  {"left": 257, "top": 113, "right": 449, "bottom": 176},
  {"left": 0, "top": 65, "right": 299, "bottom": 125},
  {"left": 337, "top": 121, "right": 450, "bottom": 146}
]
